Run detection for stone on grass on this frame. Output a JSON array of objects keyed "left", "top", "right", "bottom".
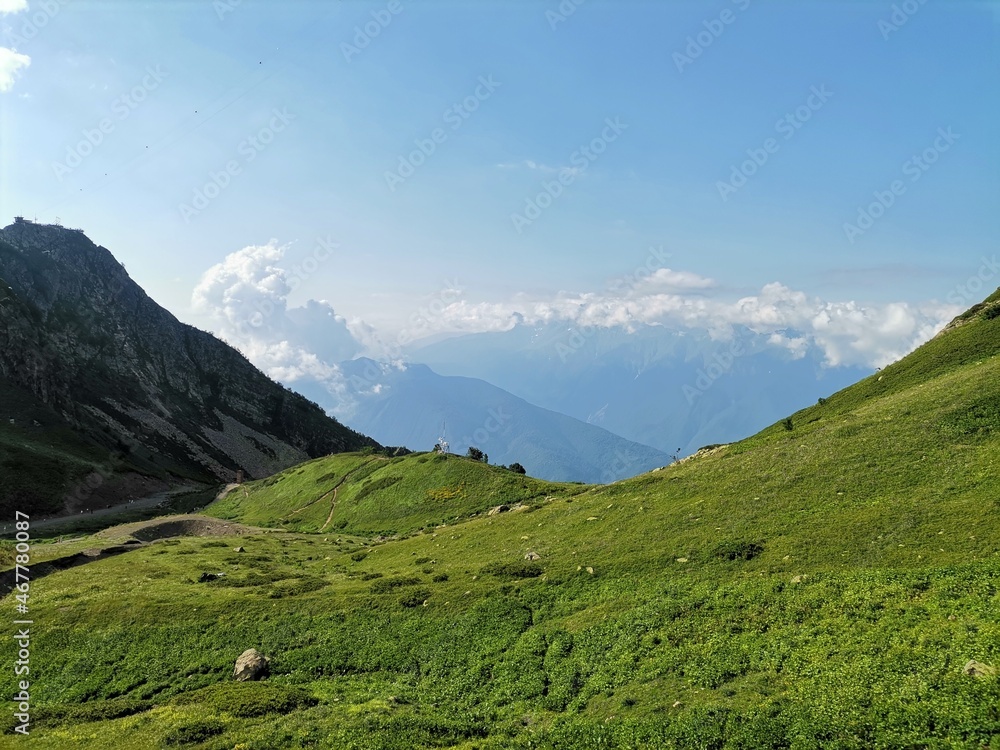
[
  {"left": 233, "top": 648, "right": 270, "bottom": 682},
  {"left": 963, "top": 660, "right": 996, "bottom": 679},
  {"left": 488, "top": 505, "right": 509, "bottom": 516}
]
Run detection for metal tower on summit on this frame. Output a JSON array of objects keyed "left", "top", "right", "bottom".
[{"left": 436, "top": 421, "right": 450, "bottom": 454}]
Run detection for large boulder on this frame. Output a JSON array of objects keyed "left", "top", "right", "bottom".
[{"left": 233, "top": 648, "right": 270, "bottom": 681}]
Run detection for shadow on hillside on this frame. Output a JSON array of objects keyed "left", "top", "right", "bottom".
[{"left": 0, "top": 542, "right": 144, "bottom": 598}]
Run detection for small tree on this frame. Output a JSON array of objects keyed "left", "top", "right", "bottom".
[
  {"left": 507, "top": 462, "right": 526, "bottom": 475},
  {"left": 782, "top": 418, "right": 794, "bottom": 431},
  {"left": 466, "top": 446, "right": 485, "bottom": 462}
]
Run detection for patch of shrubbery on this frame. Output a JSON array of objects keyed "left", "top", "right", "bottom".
[
  {"left": 481, "top": 561, "right": 544, "bottom": 579},
  {"left": 399, "top": 588, "right": 430, "bottom": 608},
  {"left": 35, "top": 698, "right": 152, "bottom": 727},
  {"left": 354, "top": 476, "right": 402, "bottom": 503},
  {"left": 172, "top": 682, "right": 317, "bottom": 719},
  {"left": 163, "top": 718, "right": 225, "bottom": 745},
  {"left": 712, "top": 540, "right": 765, "bottom": 562},
  {"left": 370, "top": 575, "right": 422, "bottom": 594},
  {"left": 266, "top": 576, "right": 328, "bottom": 598}
]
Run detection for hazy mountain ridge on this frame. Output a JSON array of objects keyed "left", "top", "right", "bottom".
[
  {"left": 336, "top": 358, "right": 671, "bottom": 483},
  {"left": 410, "top": 322, "right": 871, "bottom": 455}
]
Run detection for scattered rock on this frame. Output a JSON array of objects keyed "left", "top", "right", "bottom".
[
  {"left": 948, "top": 615, "right": 957, "bottom": 621},
  {"left": 525, "top": 551, "right": 542, "bottom": 561},
  {"left": 487, "top": 505, "right": 509, "bottom": 516},
  {"left": 672, "top": 700, "right": 682, "bottom": 708},
  {"left": 791, "top": 575, "right": 807, "bottom": 584},
  {"left": 586, "top": 567, "right": 595, "bottom": 575},
  {"left": 198, "top": 572, "right": 219, "bottom": 583},
  {"left": 233, "top": 546, "right": 245, "bottom": 553},
  {"left": 963, "top": 660, "right": 996, "bottom": 679},
  {"left": 586, "top": 516, "right": 599, "bottom": 521},
  {"left": 675, "top": 558, "right": 688, "bottom": 563},
  {"left": 233, "top": 648, "right": 269, "bottom": 681}
]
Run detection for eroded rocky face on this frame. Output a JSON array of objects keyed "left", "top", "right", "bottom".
[{"left": 0, "top": 220, "right": 376, "bottom": 499}]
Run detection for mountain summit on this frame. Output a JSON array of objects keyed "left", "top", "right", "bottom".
[{"left": 0, "top": 219, "right": 376, "bottom": 513}]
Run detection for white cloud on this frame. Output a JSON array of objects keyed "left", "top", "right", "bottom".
[
  {"left": 0, "top": 0, "right": 27, "bottom": 13},
  {"left": 496, "top": 159, "right": 585, "bottom": 179},
  {"left": 414, "top": 278, "right": 960, "bottom": 369},
  {"left": 192, "top": 241, "right": 371, "bottom": 414},
  {"left": 634, "top": 268, "right": 717, "bottom": 292},
  {"left": 193, "top": 242, "right": 963, "bottom": 389},
  {"left": 0, "top": 47, "right": 30, "bottom": 92}
]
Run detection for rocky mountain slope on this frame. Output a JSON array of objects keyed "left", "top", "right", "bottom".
[{"left": 0, "top": 219, "right": 377, "bottom": 513}]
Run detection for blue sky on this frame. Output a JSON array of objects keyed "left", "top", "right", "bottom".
[{"left": 1, "top": 0, "right": 998, "bottom": 355}]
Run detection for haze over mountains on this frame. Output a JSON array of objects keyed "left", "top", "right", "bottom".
[{"left": 409, "top": 323, "right": 871, "bottom": 456}]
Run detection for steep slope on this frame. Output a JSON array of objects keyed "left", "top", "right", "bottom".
[
  {"left": 337, "top": 358, "right": 671, "bottom": 483},
  {"left": 4, "top": 290, "right": 1000, "bottom": 749},
  {"left": 0, "top": 219, "right": 377, "bottom": 514}
]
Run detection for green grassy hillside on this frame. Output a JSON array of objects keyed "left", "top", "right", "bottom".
[
  {"left": 4, "top": 296, "right": 1000, "bottom": 748},
  {"left": 206, "top": 450, "right": 587, "bottom": 536}
]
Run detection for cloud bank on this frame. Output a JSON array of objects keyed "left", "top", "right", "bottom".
[
  {"left": 192, "top": 241, "right": 368, "bottom": 412},
  {"left": 193, "top": 242, "right": 963, "bottom": 409}
]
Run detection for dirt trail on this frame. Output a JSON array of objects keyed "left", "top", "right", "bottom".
[
  {"left": 14, "top": 485, "right": 201, "bottom": 534},
  {"left": 287, "top": 459, "right": 381, "bottom": 529}
]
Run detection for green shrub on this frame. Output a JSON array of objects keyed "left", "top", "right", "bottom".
[
  {"left": 370, "top": 576, "right": 422, "bottom": 594},
  {"left": 712, "top": 540, "right": 765, "bottom": 561},
  {"left": 399, "top": 588, "right": 430, "bottom": 608},
  {"left": 163, "top": 718, "right": 225, "bottom": 745},
  {"left": 354, "top": 476, "right": 402, "bottom": 502},
  {"left": 350, "top": 551, "right": 368, "bottom": 562},
  {"left": 173, "top": 682, "right": 317, "bottom": 719},
  {"left": 36, "top": 698, "right": 152, "bottom": 727},
  {"left": 481, "top": 561, "right": 544, "bottom": 579}
]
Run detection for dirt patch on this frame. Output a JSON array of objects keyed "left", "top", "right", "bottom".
[{"left": 100, "top": 514, "right": 263, "bottom": 542}]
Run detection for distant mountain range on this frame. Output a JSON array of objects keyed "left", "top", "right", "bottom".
[
  {"left": 408, "top": 323, "right": 871, "bottom": 456},
  {"left": 0, "top": 219, "right": 376, "bottom": 514},
  {"left": 331, "top": 358, "right": 671, "bottom": 484}
]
